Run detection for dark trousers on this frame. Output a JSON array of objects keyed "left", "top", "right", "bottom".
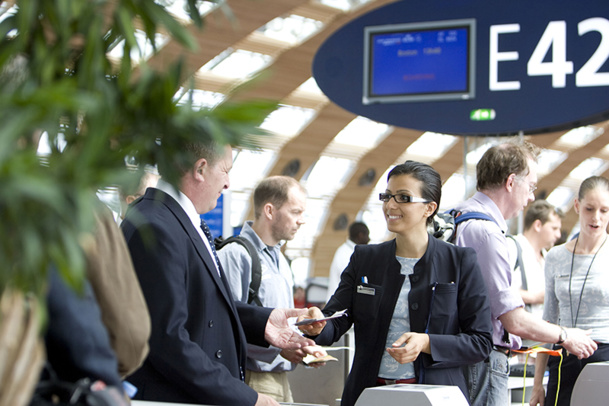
[{"left": 545, "top": 343, "right": 609, "bottom": 406}]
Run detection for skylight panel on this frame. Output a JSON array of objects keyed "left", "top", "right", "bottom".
[
  {"left": 259, "top": 14, "right": 323, "bottom": 45},
  {"left": 0, "top": 2, "right": 17, "bottom": 37},
  {"left": 204, "top": 49, "right": 272, "bottom": 79},
  {"left": 536, "top": 148, "right": 568, "bottom": 178},
  {"left": 546, "top": 186, "right": 575, "bottom": 212},
  {"left": 175, "top": 88, "right": 225, "bottom": 109},
  {"left": 555, "top": 125, "right": 601, "bottom": 149},
  {"left": 317, "top": 0, "right": 374, "bottom": 12},
  {"left": 332, "top": 116, "right": 390, "bottom": 149},
  {"left": 406, "top": 132, "right": 458, "bottom": 158},
  {"left": 440, "top": 173, "right": 470, "bottom": 211},
  {"left": 229, "top": 149, "right": 276, "bottom": 191},
  {"left": 303, "top": 156, "right": 355, "bottom": 198},
  {"left": 296, "top": 77, "right": 324, "bottom": 95},
  {"left": 107, "top": 30, "right": 170, "bottom": 63},
  {"left": 568, "top": 157, "right": 609, "bottom": 180},
  {"left": 465, "top": 140, "right": 495, "bottom": 165},
  {"left": 290, "top": 197, "right": 329, "bottom": 253},
  {"left": 259, "top": 105, "right": 316, "bottom": 137},
  {"left": 227, "top": 190, "right": 250, "bottom": 229},
  {"left": 158, "top": 0, "right": 218, "bottom": 23},
  {"left": 359, "top": 174, "right": 388, "bottom": 243}
]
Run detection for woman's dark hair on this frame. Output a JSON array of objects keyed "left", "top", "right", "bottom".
[
  {"left": 578, "top": 176, "right": 609, "bottom": 201},
  {"left": 387, "top": 160, "right": 441, "bottom": 225}
]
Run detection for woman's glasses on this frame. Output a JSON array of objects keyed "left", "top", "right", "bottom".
[{"left": 379, "top": 193, "right": 431, "bottom": 204}]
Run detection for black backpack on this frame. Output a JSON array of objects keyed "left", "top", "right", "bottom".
[
  {"left": 214, "top": 236, "right": 263, "bottom": 306},
  {"left": 432, "top": 210, "right": 498, "bottom": 243}
]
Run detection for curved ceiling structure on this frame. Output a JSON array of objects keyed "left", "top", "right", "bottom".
[{"left": 5, "top": 0, "right": 608, "bottom": 284}]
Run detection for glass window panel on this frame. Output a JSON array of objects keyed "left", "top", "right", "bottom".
[
  {"left": 537, "top": 149, "right": 568, "bottom": 178},
  {"left": 406, "top": 132, "right": 458, "bottom": 158},
  {"left": 441, "top": 173, "right": 468, "bottom": 211},
  {"left": 546, "top": 186, "right": 575, "bottom": 212},
  {"left": 259, "top": 14, "right": 323, "bottom": 45},
  {"left": 303, "top": 157, "right": 355, "bottom": 198},
  {"left": 228, "top": 190, "right": 250, "bottom": 229},
  {"left": 359, "top": 167, "right": 391, "bottom": 243},
  {"left": 556, "top": 125, "right": 601, "bottom": 148},
  {"left": 158, "top": 0, "right": 217, "bottom": 23},
  {"left": 260, "top": 105, "right": 316, "bottom": 137},
  {"left": 230, "top": 149, "right": 276, "bottom": 191},
  {"left": 296, "top": 77, "right": 324, "bottom": 95},
  {"left": 290, "top": 257, "right": 311, "bottom": 287},
  {"left": 332, "top": 117, "right": 390, "bottom": 149},
  {"left": 206, "top": 49, "right": 272, "bottom": 79},
  {"left": 175, "top": 88, "right": 225, "bottom": 109},
  {"left": 465, "top": 140, "right": 494, "bottom": 165},
  {"left": 290, "top": 197, "right": 328, "bottom": 252},
  {"left": 317, "top": 0, "right": 374, "bottom": 11},
  {"left": 569, "top": 157, "right": 609, "bottom": 180},
  {"left": 107, "top": 30, "right": 169, "bottom": 62}
]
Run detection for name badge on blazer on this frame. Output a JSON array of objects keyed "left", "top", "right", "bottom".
[{"left": 357, "top": 285, "right": 375, "bottom": 295}]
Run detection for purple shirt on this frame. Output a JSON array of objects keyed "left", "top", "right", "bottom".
[{"left": 454, "top": 192, "right": 524, "bottom": 349}]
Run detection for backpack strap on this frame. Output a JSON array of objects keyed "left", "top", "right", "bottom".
[
  {"left": 215, "top": 236, "right": 263, "bottom": 306},
  {"left": 506, "top": 235, "right": 526, "bottom": 279},
  {"left": 445, "top": 210, "right": 499, "bottom": 243},
  {"left": 453, "top": 211, "right": 497, "bottom": 225}
]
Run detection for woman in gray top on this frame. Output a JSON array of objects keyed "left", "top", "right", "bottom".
[{"left": 530, "top": 176, "right": 609, "bottom": 406}]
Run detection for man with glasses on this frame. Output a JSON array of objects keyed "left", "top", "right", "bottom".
[{"left": 452, "top": 141, "right": 596, "bottom": 406}]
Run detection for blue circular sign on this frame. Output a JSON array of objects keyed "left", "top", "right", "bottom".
[{"left": 312, "top": 0, "right": 609, "bottom": 135}]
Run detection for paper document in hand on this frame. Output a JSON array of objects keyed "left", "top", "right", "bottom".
[
  {"left": 294, "top": 309, "right": 347, "bottom": 326},
  {"left": 302, "top": 354, "right": 338, "bottom": 364}
]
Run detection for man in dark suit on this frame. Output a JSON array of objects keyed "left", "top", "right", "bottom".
[{"left": 121, "top": 142, "right": 317, "bottom": 405}]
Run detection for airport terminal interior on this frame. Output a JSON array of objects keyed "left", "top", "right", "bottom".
[
  {"left": 4, "top": 0, "right": 607, "bottom": 289},
  {"left": 3, "top": 0, "right": 609, "bottom": 405},
  {"left": 93, "top": 0, "right": 609, "bottom": 292}
]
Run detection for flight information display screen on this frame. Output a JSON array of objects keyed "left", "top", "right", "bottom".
[{"left": 363, "top": 19, "right": 476, "bottom": 104}]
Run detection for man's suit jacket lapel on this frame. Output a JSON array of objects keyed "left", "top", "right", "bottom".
[{"left": 153, "top": 190, "right": 239, "bottom": 315}]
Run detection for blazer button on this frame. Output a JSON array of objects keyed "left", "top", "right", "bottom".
[
  {"left": 215, "top": 350, "right": 223, "bottom": 359},
  {"left": 412, "top": 275, "right": 419, "bottom": 283},
  {"left": 411, "top": 303, "right": 419, "bottom": 310},
  {"left": 208, "top": 320, "right": 214, "bottom": 328}
]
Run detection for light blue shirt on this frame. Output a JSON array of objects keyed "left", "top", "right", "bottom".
[
  {"left": 454, "top": 192, "right": 524, "bottom": 349},
  {"left": 217, "top": 221, "right": 295, "bottom": 372},
  {"left": 378, "top": 256, "right": 417, "bottom": 380}
]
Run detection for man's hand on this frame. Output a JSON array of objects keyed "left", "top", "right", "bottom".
[
  {"left": 280, "top": 345, "right": 327, "bottom": 363},
  {"left": 386, "top": 332, "right": 430, "bottom": 364},
  {"left": 265, "top": 308, "right": 315, "bottom": 349},
  {"left": 281, "top": 345, "right": 329, "bottom": 369},
  {"left": 296, "top": 307, "right": 327, "bottom": 336},
  {"left": 561, "top": 328, "right": 597, "bottom": 359}
]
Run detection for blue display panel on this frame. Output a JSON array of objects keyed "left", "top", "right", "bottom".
[
  {"left": 364, "top": 19, "right": 475, "bottom": 104},
  {"left": 312, "top": 0, "right": 609, "bottom": 136}
]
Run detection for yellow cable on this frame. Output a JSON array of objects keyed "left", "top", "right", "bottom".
[
  {"left": 521, "top": 353, "right": 530, "bottom": 406},
  {"left": 554, "top": 352, "right": 564, "bottom": 406}
]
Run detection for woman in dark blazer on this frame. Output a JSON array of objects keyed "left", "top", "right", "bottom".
[{"left": 315, "top": 160, "right": 493, "bottom": 406}]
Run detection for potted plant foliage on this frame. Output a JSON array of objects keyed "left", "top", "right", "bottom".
[{"left": 0, "top": 1, "right": 274, "bottom": 403}]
